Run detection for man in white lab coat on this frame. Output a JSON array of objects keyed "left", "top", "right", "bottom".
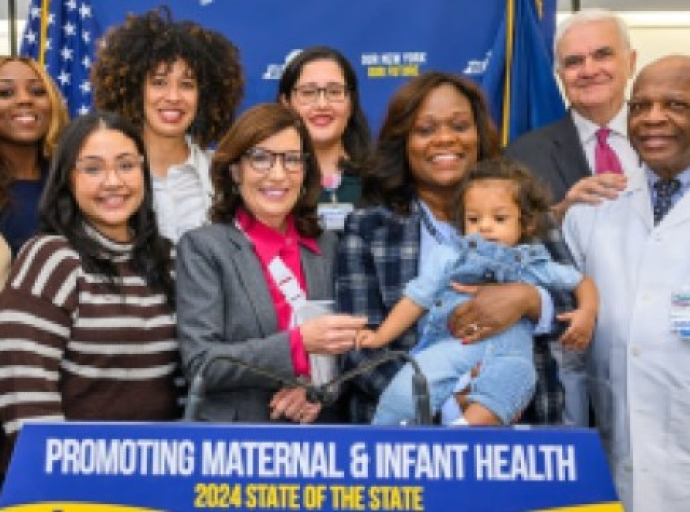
[{"left": 563, "top": 55, "right": 690, "bottom": 511}]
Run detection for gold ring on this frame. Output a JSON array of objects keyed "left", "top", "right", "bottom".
[{"left": 467, "top": 323, "right": 480, "bottom": 334}]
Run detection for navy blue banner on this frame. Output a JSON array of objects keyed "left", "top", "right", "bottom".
[
  {"left": 81, "top": 0, "right": 562, "bottom": 140},
  {"left": 1, "top": 422, "right": 620, "bottom": 511}
]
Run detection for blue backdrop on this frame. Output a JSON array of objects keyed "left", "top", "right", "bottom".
[{"left": 22, "top": 0, "right": 565, "bottom": 142}]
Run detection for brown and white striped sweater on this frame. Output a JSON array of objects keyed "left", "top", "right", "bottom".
[{"left": 0, "top": 232, "right": 180, "bottom": 472}]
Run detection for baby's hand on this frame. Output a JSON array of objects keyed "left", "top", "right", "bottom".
[
  {"left": 557, "top": 308, "right": 596, "bottom": 351},
  {"left": 355, "top": 329, "right": 381, "bottom": 349}
]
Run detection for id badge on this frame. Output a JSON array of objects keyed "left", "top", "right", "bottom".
[
  {"left": 318, "top": 202, "right": 354, "bottom": 231},
  {"left": 670, "top": 287, "right": 690, "bottom": 340}
]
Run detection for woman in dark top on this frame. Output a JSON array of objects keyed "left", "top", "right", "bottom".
[
  {"left": 0, "top": 57, "right": 68, "bottom": 257},
  {"left": 278, "top": 47, "right": 372, "bottom": 230}
]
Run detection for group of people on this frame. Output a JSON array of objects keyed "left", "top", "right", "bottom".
[{"left": 0, "top": 5, "right": 688, "bottom": 511}]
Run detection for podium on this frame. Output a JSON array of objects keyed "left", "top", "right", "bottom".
[{"left": 0, "top": 422, "right": 621, "bottom": 511}]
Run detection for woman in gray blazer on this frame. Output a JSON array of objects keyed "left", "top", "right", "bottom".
[{"left": 177, "top": 104, "right": 366, "bottom": 424}]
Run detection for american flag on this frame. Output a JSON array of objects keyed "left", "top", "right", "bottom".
[{"left": 20, "top": 0, "right": 102, "bottom": 118}]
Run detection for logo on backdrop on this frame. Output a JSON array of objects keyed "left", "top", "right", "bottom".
[
  {"left": 262, "top": 49, "right": 303, "bottom": 80},
  {"left": 464, "top": 51, "right": 492, "bottom": 75},
  {"left": 360, "top": 51, "right": 427, "bottom": 79}
]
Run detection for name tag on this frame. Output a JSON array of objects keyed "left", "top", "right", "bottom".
[{"left": 318, "top": 203, "right": 354, "bottom": 231}]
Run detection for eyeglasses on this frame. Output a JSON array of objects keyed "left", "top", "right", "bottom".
[
  {"left": 242, "top": 147, "right": 307, "bottom": 174},
  {"left": 291, "top": 83, "right": 349, "bottom": 105},
  {"left": 74, "top": 154, "right": 144, "bottom": 182}
]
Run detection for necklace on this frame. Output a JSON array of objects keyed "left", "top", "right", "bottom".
[{"left": 322, "top": 171, "right": 342, "bottom": 203}]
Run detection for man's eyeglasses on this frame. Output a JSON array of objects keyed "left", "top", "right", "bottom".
[
  {"left": 74, "top": 155, "right": 144, "bottom": 182},
  {"left": 291, "top": 83, "right": 349, "bottom": 105},
  {"left": 242, "top": 148, "right": 307, "bottom": 174}
]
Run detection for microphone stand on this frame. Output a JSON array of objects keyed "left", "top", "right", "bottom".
[
  {"left": 183, "top": 349, "right": 433, "bottom": 426},
  {"left": 316, "top": 349, "right": 433, "bottom": 426},
  {"left": 183, "top": 352, "right": 328, "bottom": 422}
]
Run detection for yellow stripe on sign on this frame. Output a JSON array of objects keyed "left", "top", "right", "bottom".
[{"left": 537, "top": 502, "right": 624, "bottom": 512}]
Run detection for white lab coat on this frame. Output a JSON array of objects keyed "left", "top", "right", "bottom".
[{"left": 562, "top": 170, "right": 690, "bottom": 511}]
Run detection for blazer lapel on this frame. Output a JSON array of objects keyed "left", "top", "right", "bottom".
[
  {"left": 550, "top": 114, "right": 591, "bottom": 191},
  {"left": 625, "top": 173, "right": 654, "bottom": 230},
  {"left": 226, "top": 227, "right": 278, "bottom": 337}
]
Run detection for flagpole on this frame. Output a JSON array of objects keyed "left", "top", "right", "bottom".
[
  {"left": 7, "top": 0, "right": 17, "bottom": 55},
  {"left": 501, "top": 0, "right": 516, "bottom": 147}
]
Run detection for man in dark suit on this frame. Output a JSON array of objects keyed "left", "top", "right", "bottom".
[
  {"left": 507, "top": 8, "right": 640, "bottom": 221},
  {"left": 506, "top": 8, "right": 641, "bottom": 426}
]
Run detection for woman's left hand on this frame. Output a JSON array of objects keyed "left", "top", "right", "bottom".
[
  {"left": 269, "top": 387, "right": 321, "bottom": 423},
  {"left": 447, "top": 282, "right": 541, "bottom": 344}
]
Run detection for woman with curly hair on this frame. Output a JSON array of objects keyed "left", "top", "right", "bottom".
[
  {"left": 91, "top": 7, "right": 244, "bottom": 243},
  {"left": 0, "top": 56, "right": 68, "bottom": 257}
]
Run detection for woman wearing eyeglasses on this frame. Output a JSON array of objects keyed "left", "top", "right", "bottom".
[
  {"left": 177, "top": 103, "right": 366, "bottom": 424},
  {"left": 278, "top": 47, "right": 371, "bottom": 231},
  {"left": 0, "top": 112, "right": 180, "bottom": 482}
]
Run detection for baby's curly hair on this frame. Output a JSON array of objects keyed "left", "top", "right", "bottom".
[
  {"left": 453, "top": 156, "right": 552, "bottom": 243},
  {"left": 91, "top": 7, "right": 243, "bottom": 148}
]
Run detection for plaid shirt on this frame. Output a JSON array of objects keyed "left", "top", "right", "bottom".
[{"left": 336, "top": 203, "right": 570, "bottom": 424}]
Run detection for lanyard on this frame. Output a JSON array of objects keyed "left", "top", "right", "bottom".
[{"left": 417, "top": 199, "right": 451, "bottom": 246}]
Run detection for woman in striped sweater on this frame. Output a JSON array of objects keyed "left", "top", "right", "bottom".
[{"left": 0, "top": 112, "right": 180, "bottom": 484}]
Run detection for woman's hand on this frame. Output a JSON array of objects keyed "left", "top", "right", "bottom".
[
  {"left": 269, "top": 387, "right": 321, "bottom": 423},
  {"left": 447, "top": 282, "right": 541, "bottom": 344},
  {"left": 300, "top": 314, "right": 367, "bottom": 354}
]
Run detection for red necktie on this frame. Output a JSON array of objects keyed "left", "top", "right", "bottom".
[{"left": 595, "top": 127, "right": 623, "bottom": 175}]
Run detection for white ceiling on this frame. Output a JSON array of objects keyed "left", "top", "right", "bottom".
[{"left": 557, "top": 0, "right": 690, "bottom": 11}]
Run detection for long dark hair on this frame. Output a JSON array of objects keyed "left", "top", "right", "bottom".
[
  {"left": 210, "top": 103, "right": 322, "bottom": 238},
  {"left": 278, "top": 46, "right": 372, "bottom": 175},
  {"left": 362, "top": 72, "right": 500, "bottom": 214},
  {"left": 39, "top": 112, "right": 175, "bottom": 308}
]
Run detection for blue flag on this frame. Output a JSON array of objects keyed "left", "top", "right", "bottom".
[
  {"left": 20, "top": 0, "right": 102, "bottom": 118},
  {"left": 482, "top": 0, "right": 565, "bottom": 145}
]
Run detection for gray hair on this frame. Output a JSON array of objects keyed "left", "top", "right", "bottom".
[{"left": 554, "top": 8, "right": 631, "bottom": 70}]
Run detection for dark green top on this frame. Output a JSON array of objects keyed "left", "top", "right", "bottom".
[{"left": 318, "top": 173, "right": 362, "bottom": 205}]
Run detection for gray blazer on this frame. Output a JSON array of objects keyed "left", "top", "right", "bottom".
[
  {"left": 505, "top": 111, "right": 591, "bottom": 203},
  {"left": 176, "top": 222, "right": 338, "bottom": 422}
]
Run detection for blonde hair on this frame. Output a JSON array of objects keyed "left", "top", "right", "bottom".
[
  {"left": 0, "top": 57, "right": 69, "bottom": 209},
  {"left": 0, "top": 56, "right": 69, "bottom": 159}
]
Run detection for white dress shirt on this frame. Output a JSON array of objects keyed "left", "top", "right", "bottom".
[
  {"left": 571, "top": 107, "right": 641, "bottom": 177},
  {"left": 152, "top": 139, "right": 213, "bottom": 243}
]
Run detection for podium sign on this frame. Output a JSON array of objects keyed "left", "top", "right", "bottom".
[{"left": 0, "top": 423, "right": 621, "bottom": 511}]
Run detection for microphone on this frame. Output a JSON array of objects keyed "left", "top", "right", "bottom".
[
  {"left": 183, "top": 351, "right": 327, "bottom": 421},
  {"left": 316, "top": 350, "right": 433, "bottom": 426}
]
